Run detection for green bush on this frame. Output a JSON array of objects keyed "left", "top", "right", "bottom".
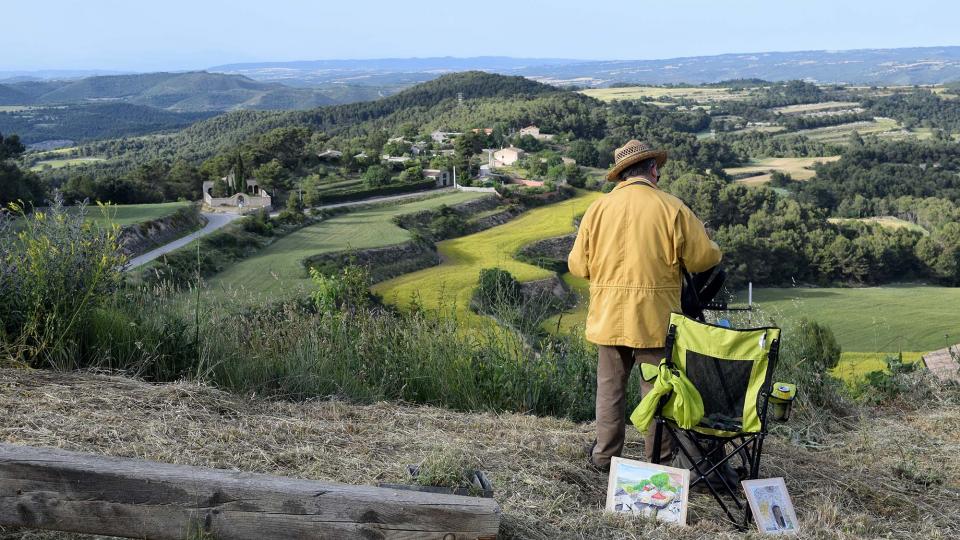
[{"left": 0, "top": 197, "right": 125, "bottom": 367}]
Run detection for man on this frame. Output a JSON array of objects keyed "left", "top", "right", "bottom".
[{"left": 568, "top": 140, "right": 722, "bottom": 471}]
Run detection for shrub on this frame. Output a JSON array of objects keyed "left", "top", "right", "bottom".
[
  {"left": 471, "top": 268, "right": 523, "bottom": 314},
  {"left": 0, "top": 196, "right": 125, "bottom": 367}
]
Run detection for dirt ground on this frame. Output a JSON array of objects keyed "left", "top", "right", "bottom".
[{"left": 1, "top": 368, "right": 958, "bottom": 539}]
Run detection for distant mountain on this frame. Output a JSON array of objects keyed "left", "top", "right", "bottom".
[
  {"left": 208, "top": 47, "right": 960, "bottom": 87},
  {"left": 209, "top": 56, "right": 586, "bottom": 86},
  {"left": 0, "top": 102, "right": 216, "bottom": 144},
  {"left": 0, "top": 72, "right": 380, "bottom": 112},
  {"left": 520, "top": 47, "right": 960, "bottom": 86}
]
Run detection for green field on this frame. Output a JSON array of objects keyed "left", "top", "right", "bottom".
[
  {"left": 741, "top": 285, "right": 960, "bottom": 353},
  {"left": 205, "top": 191, "right": 485, "bottom": 297},
  {"left": 30, "top": 157, "right": 105, "bottom": 171},
  {"left": 83, "top": 202, "right": 191, "bottom": 227},
  {"left": 373, "top": 190, "right": 601, "bottom": 322}
]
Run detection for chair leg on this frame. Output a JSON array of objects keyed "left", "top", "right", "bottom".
[
  {"left": 652, "top": 418, "right": 665, "bottom": 464},
  {"left": 664, "top": 427, "right": 743, "bottom": 526}
]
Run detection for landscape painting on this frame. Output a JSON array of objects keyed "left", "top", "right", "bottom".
[
  {"left": 743, "top": 478, "right": 800, "bottom": 535},
  {"left": 605, "top": 457, "right": 690, "bottom": 525}
]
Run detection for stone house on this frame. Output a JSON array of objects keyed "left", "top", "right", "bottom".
[
  {"left": 492, "top": 146, "right": 525, "bottom": 167},
  {"left": 519, "top": 124, "right": 555, "bottom": 141},
  {"left": 423, "top": 169, "right": 452, "bottom": 188},
  {"left": 202, "top": 175, "right": 272, "bottom": 212}
]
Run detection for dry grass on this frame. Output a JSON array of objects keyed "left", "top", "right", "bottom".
[
  {"left": 1, "top": 369, "right": 959, "bottom": 539},
  {"left": 726, "top": 156, "right": 841, "bottom": 186}
]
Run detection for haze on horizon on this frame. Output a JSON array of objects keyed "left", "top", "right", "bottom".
[{"left": 5, "top": 0, "right": 960, "bottom": 72}]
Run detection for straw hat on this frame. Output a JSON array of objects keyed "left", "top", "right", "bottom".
[{"left": 605, "top": 140, "right": 668, "bottom": 182}]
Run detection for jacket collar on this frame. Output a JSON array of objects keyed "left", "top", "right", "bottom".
[{"left": 611, "top": 176, "right": 660, "bottom": 192}]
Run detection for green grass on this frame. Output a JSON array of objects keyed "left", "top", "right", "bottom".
[
  {"left": 205, "top": 191, "right": 485, "bottom": 298},
  {"left": 84, "top": 202, "right": 192, "bottom": 227},
  {"left": 373, "top": 190, "right": 601, "bottom": 323},
  {"left": 30, "top": 157, "right": 105, "bottom": 171},
  {"left": 743, "top": 285, "right": 960, "bottom": 353}
]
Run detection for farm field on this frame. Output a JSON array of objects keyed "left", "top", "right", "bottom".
[
  {"left": 726, "top": 156, "right": 840, "bottom": 185},
  {"left": 828, "top": 216, "right": 929, "bottom": 235},
  {"left": 781, "top": 117, "right": 901, "bottom": 144},
  {"left": 547, "top": 282, "right": 956, "bottom": 379},
  {"left": 83, "top": 201, "right": 191, "bottom": 227},
  {"left": 580, "top": 86, "right": 751, "bottom": 103},
  {"left": 30, "top": 156, "right": 105, "bottom": 171},
  {"left": 205, "top": 191, "right": 485, "bottom": 297},
  {"left": 741, "top": 285, "right": 960, "bottom": 353},
  {"left": 373, "top": 190, "right": 601, "bottom": 322},
  {"left": 771, "top": 101, "right": 861, "bottom": 115}
]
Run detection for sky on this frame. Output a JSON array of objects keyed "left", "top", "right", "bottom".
[{"left": 4, "top": 0, "right": 960, "bottom": 72}]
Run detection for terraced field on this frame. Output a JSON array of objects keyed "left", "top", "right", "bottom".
[
  {"left": 373, "top": 190, "right": 601, "bottom": 322},
  {"left": 84, "top": 201, "right": 192, "bottom": 227},
  {"left": 726, "top": 156, "right": 840, "bottom": 185},
  {"left": 205, "top": 191, "right": 485, "bottom": 298}
]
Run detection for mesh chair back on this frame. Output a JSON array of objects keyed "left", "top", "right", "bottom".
[{"left": 667, "top": 313, "right": 780, "bottom": 436}]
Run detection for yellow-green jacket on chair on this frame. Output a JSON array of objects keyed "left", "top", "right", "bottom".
[{"left": 567, "top": 178, "right": 722, "bottom": 348}]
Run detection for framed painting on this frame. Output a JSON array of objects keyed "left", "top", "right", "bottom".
[
  {"left": 604, "top": 456, "right": 690, "bottom": 525},
  {"left": 742, "top": 477, "right": 799, "bottom": 535}
]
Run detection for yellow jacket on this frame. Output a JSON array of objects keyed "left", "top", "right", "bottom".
[{"left": 567, "top": 178, "right": 722, "bottom": 348}]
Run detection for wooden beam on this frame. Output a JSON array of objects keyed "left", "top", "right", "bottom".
[{"left": 0, "top": 443, "right": 500, "bottom": 540}]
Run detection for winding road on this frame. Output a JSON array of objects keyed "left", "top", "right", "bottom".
[
  {"left": 125, "top": 212, "right": 242, "bottom": 270},
  {"left": 124, "top": 188, "right": 466, "bottom": 271}
]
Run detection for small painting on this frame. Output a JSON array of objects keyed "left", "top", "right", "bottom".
[
  {"left": 742, "top": 478, "right": 799, "bottom": 535},
  {"left": 604, "top": 456, "right": 690, "bottom": 525}
]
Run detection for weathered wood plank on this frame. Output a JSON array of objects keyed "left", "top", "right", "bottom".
[{"left": 0, "top": 443, "right": 500, "bottom": 540}]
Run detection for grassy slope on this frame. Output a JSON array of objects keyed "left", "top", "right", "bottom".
[
  {"left": 84, "top": 202, "right": 191, "bottom": 227},
  {"left": 205, "top": 191, "right": 484, "bottom": 297},
  {"left": 373, "top": 190, "right": 601, "bottom": 322}
]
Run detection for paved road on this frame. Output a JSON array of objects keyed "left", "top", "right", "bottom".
[
  {"left": 125, "top": 212, "right": 243, "bottom": 270},
  {"left": 125, "top": 188, "right": 464, "bottom": 271}
]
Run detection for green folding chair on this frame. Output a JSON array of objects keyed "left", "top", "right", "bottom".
[{"left": 634, "top": 312, "right": 781, "bottom": 529}]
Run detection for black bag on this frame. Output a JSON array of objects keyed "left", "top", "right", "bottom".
[{"left": 681, "top": 265, "right": 726, "bottom": 321}]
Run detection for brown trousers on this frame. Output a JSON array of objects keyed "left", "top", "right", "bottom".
[{"left": 592, "top": 345, "right": 673, "bottom": 467}]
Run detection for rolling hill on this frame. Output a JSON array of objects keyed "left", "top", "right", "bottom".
[{"left": 0, "top": 71, "right": 381, "bottom": 112}]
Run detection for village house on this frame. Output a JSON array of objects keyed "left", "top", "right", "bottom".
[
  {"left": 423, "top": 169, "right": 453, "bottom": 188},
  {"left": 492, "top": 145, "right": 525, "bottom": 167},
  {"left": 430, "top": 130, "right": 462, "bottom": 143},
  {"left": 471, "top": 128, "right": 493, "bottom": 136},
  {"left": 202, "top": 174, "right": 272, "bottom": 213},
  {"left": 519, "top": 124, "right": 555, "bottom": 141},
  {"left": 382, "top": 155, "right": 411, "bottom": 164}
]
